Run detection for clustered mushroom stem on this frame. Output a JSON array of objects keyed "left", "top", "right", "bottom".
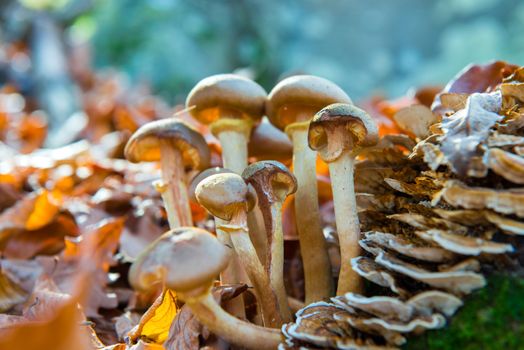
[
  {"left": 290, "top": 126, "right": 334, "bottom": 303},
  {"left": 329, "top": 151, "right": 363, "bottom": 295},
  {"left": 214, "top": 216, "right": 247, "bottom": 319},
  {"left": 219, "top": 210, "right": 283, "bottom": 328},
  {"left": 217, "top": 131, "right": 268, "bottom": 263},
  {"left": 181, "top": 290, "right": 282, "bottom": 350},
  {"left": 159, "top": 142, "right": 193, "bottom": 227},
  {"left": 217, "top": 131, "right": 249, "bottom": 174},
  {"left": 269, "top": 201, "right": 293, "bottom": 322}
]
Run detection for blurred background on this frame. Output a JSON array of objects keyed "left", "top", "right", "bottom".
[{"left": 1, "top": 0, "right": 523, "bottom": 148}]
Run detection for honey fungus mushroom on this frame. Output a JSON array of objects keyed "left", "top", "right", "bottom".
[
  {"left": 195, "top": 172, "right": 283, "bottom": 327},
  {"left": 124, "top": 118, "right": 210, "bottom": 228},
  {"left": 267, "top": 75, "right": 352, "bottom": 303},
  {"left": 189, "top": 167, "right": 249, "bottom": 319},
  {"left": 186, "top": 74, "right": 266, "bottom": 174},
  {"left": 308, "top": 103, "right": 378, "bottom": 295},
  {"left": 128, "top": 227, "right": 282, "bottom": 350},
  {"left": 242, "top": 160, "right": 297, "bottom": 322}
]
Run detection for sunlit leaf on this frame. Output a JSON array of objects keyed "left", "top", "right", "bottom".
[
  {"left": 128, "top": 288, "right": 179, "bottom": 345},
  {"left": 25, "top": 189, "right": 63, "bottom": 231}
]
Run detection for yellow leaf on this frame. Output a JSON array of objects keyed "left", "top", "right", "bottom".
[{"left": 129, "top": 288, "right": 178, "bottom": 345}]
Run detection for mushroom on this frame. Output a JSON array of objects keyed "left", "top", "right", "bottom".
[
  {"left": 189, "top": 167, "right": 248, "bottom": 318},
  {"left": 242, "top": 160, "right": 297, "bottom": 322},
  {"left": 186, "top": 74, "right": 266, "bottom": 174},
  {"left": 129, "top": 227, "right": 282, "bottom": 350},
  {"left": 248, "top": 117, "right": 293, "bottom": 161},
  {"left": 125, "top": 118, "right": 210, "bottom": 228},
  {"left": 195, "top": 172, "right": 283, "bottom": 328},
  {"left": 266, "top": 75, "right": 351, "bottom": 302},
  {"left": 308, "top": 103, "right": 379, "bottom": 295},
  {"left": 186, "top": 74, "right": 269, "bottom": 264}
]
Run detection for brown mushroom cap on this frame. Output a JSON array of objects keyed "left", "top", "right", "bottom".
[
  {"left": 242, "top": 160, "right": 297, "bottom": 204},
  {"left": 124, "top": 118, "right": 210, "bottom": 170},
  {"left": 247, "top": 118, "right": 293, "bottom": 160},
  {"left": 129, "top": 227, "right": 229, "bottom": 293},
  {"left": 266, "top": 75, "right": 352, "bottom": 130},
  {"left": 189, "top": 167, "right": 234, "bottom": 203},
  {"left": 186, "top": 74, "right": 267, "bottom": 125},
  {"left": 195, "top": 173, "right": 256, "bottom": 221},
  {"left": 308, "top": 103, "right": 379, "bottom": 161}
]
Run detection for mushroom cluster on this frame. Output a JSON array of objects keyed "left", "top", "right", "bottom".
[
  {"left": 281, "top": 63, "right": 524, "bottom": 349},
  {"left": 124, "top": 74, "right": 367, "bottom": 349},
  {"left": 120, "top": 65, "right": 524, "bottom": 350}
]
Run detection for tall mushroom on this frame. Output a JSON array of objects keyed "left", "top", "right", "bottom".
[
  {"left": 308, "top": 103, "right": 378, "bottom": 295},
  {"left": 125, "top": 118, "right": 210, "bottom": 228},
  {"left": 189, "top": 167, "right": 248, "bottom": 318},
  {"left": 266, "top": 75, "right": 352, "bottom": 303},
  {"left": 242, "top": 161, "right": 296, "bottom": 322},
  {"left": 186, "top": 74, "right": 268, "bottom": 263},
  {"left": 129, "top": 227, "right": 282, "bottom": 350},
  {"left": 195, "top": 173, "right": 283, "bottom": 328}
]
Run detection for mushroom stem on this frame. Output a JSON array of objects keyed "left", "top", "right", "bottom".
[
  {"left": 214, "top": 217, "right": 247, "bottom": 319},
  {"left": 181, "top": 290, "right": 282, "bottom": 350},
  {"left": 159, "top": 141, "right": 192, "bottom": 227},
  {"left": 217, "top": 131, "right": 248, "bottom": 174},
  {"left": 289, "top": 125, "right": 333, "bottom": 303},
  {"left": 328, "top": 151, "right": 363, "bottom": 295},
  {"left": 218, "top": 210, "right": 283, "bottom": 328},
  {"left": 269, "top": 201, "right": 293, "bottom": 322},
  {"left": 217, "top": 129, "right": 268, "bottom": 264}
]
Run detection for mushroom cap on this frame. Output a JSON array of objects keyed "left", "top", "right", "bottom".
[
  {"left": 129, "top": 227, "right": 229, "bottom": 293},
  {"left": 242, "top": 160, "right": 297, "bottom": 203},
  {"left": 186, "top": 74, "right": 267, "bottom": 124},
  {"left": 188, "top": 167, "right": 233, "bottom": 203},
  {"left": 309, "top": 103, "right": 379, "bottom": 161},
  {"left": 124, "top": 118, "right": 210, "bottom": 170},
  {"left": 266, "top": 75, "right": 352, "bottom": 130},
  {"left": 247, "top": 117, "right": 293, "bottom": 160},
  {"left": 195, "top": 172, "right": 256, "bottom": 221}
]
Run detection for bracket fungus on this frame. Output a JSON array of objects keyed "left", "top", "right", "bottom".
[
  {"left": 124, "top": 118, "right": 210, "bottom": 228},
  {"left": 308, "top": 103, "right": 378, "bottom": 295},
  {"left": 195, "top": 172, "right": 283, "bottom": 327},
  {"left": 128, "top": 227, "right": 282, "bottom": 350},
  {"left": 243, "top": 160, "right": 297, "bottom": 322},
  {"left": 267, "top": 75, "right": 351, "bottom": 303}
]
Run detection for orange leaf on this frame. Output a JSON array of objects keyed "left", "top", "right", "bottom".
[{"left": 25, "top": 189, "right": 63, "bottom": 231}]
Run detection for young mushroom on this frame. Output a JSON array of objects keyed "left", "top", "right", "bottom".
[
  {"left": 129, "top": 227, "right": 282, "bottom": 350},
  {"left": 308, "top": 103, "right": 378, "bottom": 295},
  {"left": 186, "top": 74, "right": 266, "bottom": 174},
  {"left": 266, "top": 75, "right": 352, "bottom": 303},
  {"left": 125, "top": 118, "right": 210, "bottom": 228},
  {"left": 195, "top": 173, "right": 283, "bottom": 328},
  {"left": 242, "top": 160, "right": 297, "bottom": 322},
  {"left": 189, "top": 167, "right": 248, "bottom": 318}
]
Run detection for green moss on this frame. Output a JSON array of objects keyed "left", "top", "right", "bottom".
[{"left": 406, "top": 274, "right": 524, "bottom": 350}]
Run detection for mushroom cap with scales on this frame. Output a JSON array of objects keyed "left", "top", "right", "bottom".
[
  {"left": 129, "top": 227, "right": 230, "bottom": 293},
  {"left": 266, "top": 75, "right": 352, "bottom": 131},
  {"left": 124, "top": 117, "right": 210, "bottom": 170},
  {"left": 308, "top": 103, "right": 379, "bottom": 162},
  {"left": 186, "top": 74, "right": 267, "bottom": 125}
]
